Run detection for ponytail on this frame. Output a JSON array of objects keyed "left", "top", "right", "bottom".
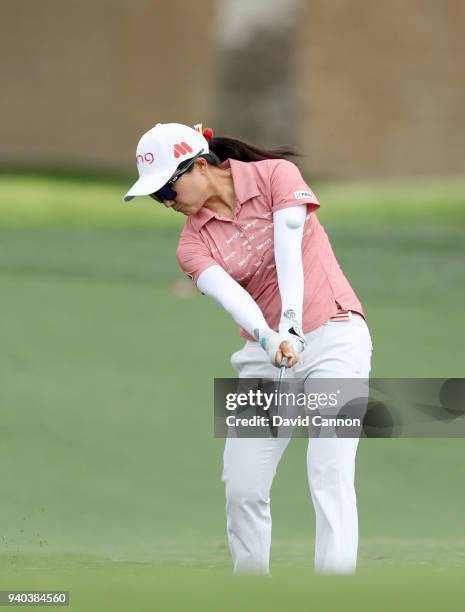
[
  {"left": 193, "top": 126, "right": 301, "bottom": 167},
  {"left": 190, "top": 123, "right": 301, "bottom": 166},
  {"left": 209, "top": 135, "right": 300, "bottom": 164}
]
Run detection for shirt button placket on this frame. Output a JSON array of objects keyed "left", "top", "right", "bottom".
[
  {"left": 235, "top": 222, "right": 247, "bottom": 246},
  {"left": 235, "top": 222, "right": 255, "bottom": 261}
]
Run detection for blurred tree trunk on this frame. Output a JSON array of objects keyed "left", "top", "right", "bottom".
[{"left": 214, "top": 2, "right": 298, "bottom": 150}]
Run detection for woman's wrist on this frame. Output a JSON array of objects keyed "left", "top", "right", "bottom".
[
  {"left": 278, "top": 308, "right": 302, "bottom": 335},
  {"left": 278, "top": 309, "right": 307, "bottom": 354}
]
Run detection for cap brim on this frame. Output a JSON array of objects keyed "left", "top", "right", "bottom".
[{"left": 123, "top": 167, "right": 174, "bottom": 202}]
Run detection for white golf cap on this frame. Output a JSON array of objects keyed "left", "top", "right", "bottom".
[{"left": 123, "top": 123, "right": 210, "bottom": 202}]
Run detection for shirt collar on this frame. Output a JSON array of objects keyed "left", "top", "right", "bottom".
[{"left": 189, "top": 158, "right": 260, "bottom": 232}]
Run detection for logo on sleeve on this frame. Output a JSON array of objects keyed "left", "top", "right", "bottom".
[{"left": 294, "top": 190, "right": 313, "bottom": 199}]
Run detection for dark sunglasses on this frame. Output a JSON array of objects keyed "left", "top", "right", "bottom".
[{"left": 149, "top": 150, "right": 204, "bottom": 204}]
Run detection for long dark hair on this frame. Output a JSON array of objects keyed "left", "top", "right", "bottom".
[
  {"left": 176, "top": 134, "right": 301, "bottom": 172},
  {"left": 208, "top": 135, "right": 300, "bottom": 165}
]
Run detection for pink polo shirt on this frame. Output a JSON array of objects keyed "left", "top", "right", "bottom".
[{"left": 176, "top": 158, "right": 366, "bottom": 341}]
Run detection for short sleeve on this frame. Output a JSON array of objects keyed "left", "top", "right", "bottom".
[
  {"left": 176, "top": 230, "right": 219, "bottom": 285},
  {"left": 270, "top": 159, "right": 320, "bottom": 213}
]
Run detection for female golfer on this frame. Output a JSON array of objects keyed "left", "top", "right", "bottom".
[{"left": 124, "top": 122, "right": 373, "bottom": 575}]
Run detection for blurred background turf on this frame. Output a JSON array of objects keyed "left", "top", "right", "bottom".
[{"left": 0, "top": 175, "right": 464, "bottom": 610}]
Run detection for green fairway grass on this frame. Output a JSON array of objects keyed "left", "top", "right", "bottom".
[
  {"left": 2, "top": 557, "right": 465, "bottom": 612},
  {"left": 1, "top": 172, "right": 464, "bottom": 227},
  {"left": 1, "top": 174, "right": 464, "bottom": 610}
]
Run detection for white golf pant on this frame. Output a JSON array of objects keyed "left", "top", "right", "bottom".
[{"left": 221, "top": 312, "right": 373, "bottom": 575}]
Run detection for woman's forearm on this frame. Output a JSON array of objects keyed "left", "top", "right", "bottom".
[
  {"left": 196, "top": 264, "right": 270, "bottom": 339},
  {"left": 273, "top": 206, "right": 306, "bottom": 333},
  {"left": 196, "top": 264, "right": 301, "bottom": 367}
]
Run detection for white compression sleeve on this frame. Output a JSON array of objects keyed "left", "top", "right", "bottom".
[
  {"left": 196, "top": 265, "right": 269, "bottom": 339},
  {"left": 273, "top": 205, "right": 306, "bottom": 328}
]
